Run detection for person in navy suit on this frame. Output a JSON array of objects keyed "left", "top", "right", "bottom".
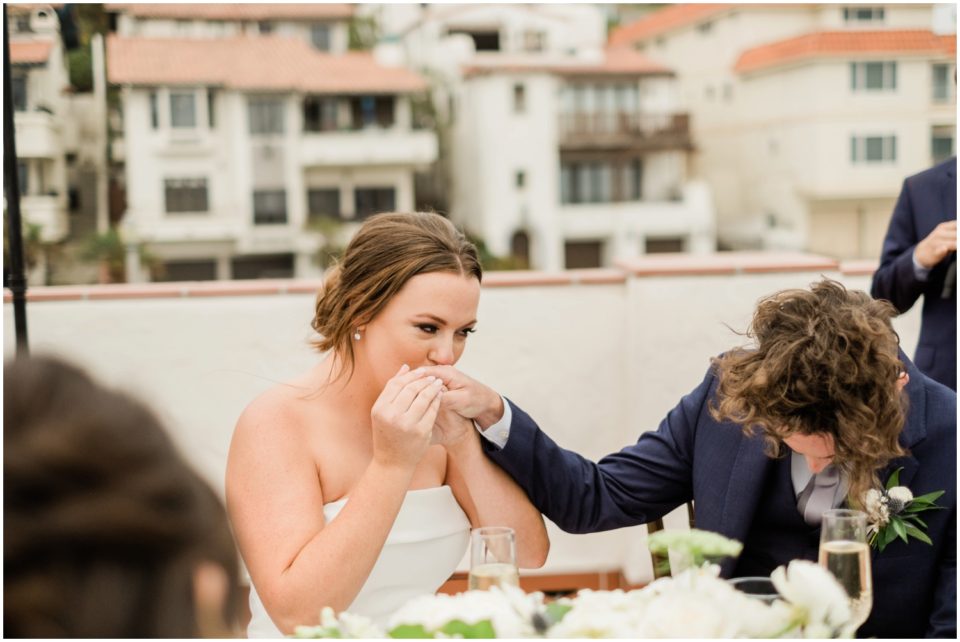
[
  {"left": 871, "top": 156, "right": 957, "bottom": 390},
  {"left": 424, "top": 279, "right": 956, "bottom": 638}
]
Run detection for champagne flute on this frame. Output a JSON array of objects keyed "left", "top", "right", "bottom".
[
  {"left": 818, "top": 509, "right": 872, "bottom": 635},
  {"left": 468, "top": 526, "right": 520, "bottom": 590}
]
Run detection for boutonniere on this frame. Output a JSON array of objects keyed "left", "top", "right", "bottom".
[{"left": 863, "top": 467, "right": 944, "bottom": 552}]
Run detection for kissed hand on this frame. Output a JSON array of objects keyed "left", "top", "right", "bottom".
[{"left": 416, "top": 365, "right": 504, "bottom": 429}]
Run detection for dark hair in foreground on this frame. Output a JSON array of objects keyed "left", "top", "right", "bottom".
[
  {"left": 4, "top": 356, "right": 240, "bottom": 638},
  {"left": 709, "top": 278, "right": 907, "bottom": 504},
  {"left": 312, "top": 211, "right": 482, "bottom": 376}
]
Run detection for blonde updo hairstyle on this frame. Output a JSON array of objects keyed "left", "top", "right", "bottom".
[{"left": 311, "top": 212, "right": 482, "bottom": 378}]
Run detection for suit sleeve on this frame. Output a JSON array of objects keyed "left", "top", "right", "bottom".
[
  {"left": 480, "top": 369, "right": 714, "bottom": 534},
  {"left": 926, "top": 504, "right": 957, "bottom": 638},
  {"left": 871, "top": 178, "right": 926, "bottom": 313}
]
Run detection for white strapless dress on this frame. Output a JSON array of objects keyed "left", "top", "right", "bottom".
[{"left": 247, "top": 486, "right": 471, "bottom": 637}]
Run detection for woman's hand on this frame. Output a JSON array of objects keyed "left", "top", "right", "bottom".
[
  {"left": 371, "top": 364, "right": 445, "bottom": 469},
  {"left": 431, "top": 401, "right": 475, "bottom": 449}
]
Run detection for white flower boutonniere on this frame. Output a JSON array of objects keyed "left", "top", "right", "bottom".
[{"left": 864, "top": 467, "right": 944, "bottom": 552}]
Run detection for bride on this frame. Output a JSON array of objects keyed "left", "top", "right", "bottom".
[{"left": 226, "top": 212, "right": 549, "bottom": 636}]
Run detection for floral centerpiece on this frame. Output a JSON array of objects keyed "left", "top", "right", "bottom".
[{"left": 292, "top": 530, "right": 853, "bottom": 639}]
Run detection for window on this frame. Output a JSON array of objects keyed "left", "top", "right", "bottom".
[
  {"left": 515, "top": 170, "right": 526, "bottom": 189},
  {"left": 354, "top": 187, "right": 395, "bottom": 219},
  {"left": 932, "top": 126, "right": 955, "bottom": 164},
  {"left": 149, "top": 91, "right": 159, "bottom": 128},
  {"left": 169, "top": 91, "right": 196, "bottom": 128},
  {"left": 232, "top": 253, "right": 295, "bottom": 279},
  {"left": 622, "top": 159, "right": 642, "bottom": 201},
  {"left": 14, "top": 14, "right": 31, "bottom": 33},
  {"left": 157, "top": 260, "right": 217, "bottom": 282},
  {"left": 513, "top": 83, "right": 526, "bottom": 114},
  {"left": 248, "top": 97, "right": 285, "bottom": 134},
  {"left": 310, "top": 24, "right": 331, "bottom": 51},
  {"left": 347, "top": 96, "right": 394, "bottom": 129},
  {"left": 258, "top": 21, "right": 273, "bottom": 34},
  {"left": 304, "top": 96, "right": 339, "bottom": 131},
  {"left": 17, "top": 161, "right": 28, "bottom": 196},
  {"left": 843, "top": 6, "right": 884, "bottom": 23},
  {"left": 851, "top": 135, "right": 897, "bottom": 163},
  {"left": 448, "top": 29, "right": 500, "bottom": 52},
  {"left": 207, "top": 88, "right": 216, "bottom": 128},
  {"left": 932, "top": 64, "right": 952, "bottom": 102},
  {"left": 850, "top": 61, "right": 896, "bottom": 91},
  {"left": 11, "top": 75, "right": 27, "bottom": 111},
  {"left": 164, "top": 178, "right": 208, "bottom": 213},
  {"left": 646, "top": 238, "right": 685, "bottom": 253},
  {"left": 307, "top": 188, "right": 341, "bottom": 219},
  {"left": 564, "top": 241, "right": 603, "bottom": 269},
  {"left": 523, "top": 30, "right": 545, "bottom": 52},
  {"left": 697, "top": 20, "right": 713, "bottom": 34},
  {"left": 562, "top": 160, "right": 640, "bottom": 203},
  {"left": 253, "top": 190, "right": 287, "bottom": 224}
]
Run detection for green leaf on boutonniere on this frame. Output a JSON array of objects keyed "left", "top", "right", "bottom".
[
  {"left": 389, "top": 624, "right": 434, "bottom": 638},
  {"left": 877, "top": 525, "right": 898, "bottom": 552},
  {"left": 885, "top": 467, "right": 902, "bottom": 490},
  {"left": 911, "top": 490, "right": 946, "bottom": 505},
  {"left": 904, "top": 523, "right": 934, "bottom": 545},
  {"left": 903, "top": 523, "right": 934, "bottom": 545},
  {"left": 439, "top": 619, "right": 496, "bottom": 639},
  {"left": 904, "top": 512, "right": 927, "bottom": 527},
  {"left": 891, "top": 518, "right": 909, "bottom": 543}
]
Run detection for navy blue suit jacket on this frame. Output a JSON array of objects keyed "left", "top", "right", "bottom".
[
  {"left": 871, "top": 157, "right": 957, "bottom": 390},
  {"left": 486, "top": 357, "right": 956, "bottom": 638}
]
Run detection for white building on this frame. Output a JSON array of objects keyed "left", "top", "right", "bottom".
[
  {"left": 105, "top": 4, "right": 437, "bottom": 281},
  {"left": 609, "top": 3, "right": 957, "bottom": 258},
  {"left": 375, "top": 3, "right": 714, "bottom": 270},
  {"left": 9, "top": 5, "right": 72, "bottom": 245}
]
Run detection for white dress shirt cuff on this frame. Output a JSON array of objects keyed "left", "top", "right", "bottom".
[
  {"left": 912, "top": 249, "right": 932, "bottom": 282},
  {"left": 474, "top": 395, "right": 512, "bottom": 449}
]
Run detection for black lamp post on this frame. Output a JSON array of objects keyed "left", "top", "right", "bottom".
[{"left": 4, "top": 4, "right": 30, "bottom": 356}]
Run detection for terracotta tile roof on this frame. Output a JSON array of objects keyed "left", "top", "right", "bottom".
[
  {"left": 463, "top": 49, "right": 672, "bottom": 78},
  {"left": 609, "top": 4, "right": 733, "bottom": 47},
  {"left": 10, "top": 41, "right": 53, "bottom": 64},
  {"left": 736, "top": 30, "right": 957, "bottom": 74},
  {"left": 107, "top": 35, "right": 428, "bottom": 93},
  {"left": 105, "top": 3, "right": 354, "bottom": 21}
]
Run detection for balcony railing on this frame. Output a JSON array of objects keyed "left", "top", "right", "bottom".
[{"left": 559, "top": 112, "right": 690, "bottom": 149}]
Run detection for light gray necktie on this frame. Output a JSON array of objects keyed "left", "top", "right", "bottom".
[{"left": 797, "top": 465, "right": 841, "bottom": 526}]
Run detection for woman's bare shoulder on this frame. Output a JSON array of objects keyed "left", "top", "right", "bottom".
[{"left": 233, "top": 377, "right": 322, "bottom": 444}]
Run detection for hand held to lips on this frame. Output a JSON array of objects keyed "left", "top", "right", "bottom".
[{"left": 370, "top": 364, "right": 445, "bottom": 469}]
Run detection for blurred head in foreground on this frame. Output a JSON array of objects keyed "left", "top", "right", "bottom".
[{"left": 4, "top": 355, "right": 240, "bottom": 637}]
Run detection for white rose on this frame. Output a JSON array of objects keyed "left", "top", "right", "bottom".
[{"left": 771, "top": 560, "right": 851, "bottom": 632}]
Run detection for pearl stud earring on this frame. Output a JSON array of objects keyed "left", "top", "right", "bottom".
[{"left": 353, "top": 330, "right": 361, "bottom": 341}]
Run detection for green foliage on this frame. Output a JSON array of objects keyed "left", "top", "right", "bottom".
[
  {"left": 4, "top": 217, "right": 44, "bottom": 273},
  {"left": 647, "top": 528, "right": 744, "bottom": 569},
  {"left": 439, "top": 619, "right": 496, "bottom": 639},
  {"left": 544, "top": 602, "right": 573, "bottom": 624},
  {"left": 348, "top": 15, "right": 380, "bottom": 50},
  {"left": 468, "top": 234, "right": 528, "bottom": 271},
  {"left": 80, "top": 228, "right": 161, "bottom": 283},
  {"left": 388, "top": 624, "right": 432, "bottom": 638},
  {"left": 305, "top": 215, "right": 348, "bottom": 269},
  {"left": 68, "top": 45, "right": 93, "bottom": 92}
]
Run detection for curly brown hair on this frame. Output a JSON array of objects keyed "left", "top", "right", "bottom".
[
  {"left": 311, "top": 211, "right": 482, "bottom": 380},
  {"left": 709, "top": 278, "right": 908, "bottom": 504},
  {"left": 4, "top": 356, "right": 240, "bottom": 637}
]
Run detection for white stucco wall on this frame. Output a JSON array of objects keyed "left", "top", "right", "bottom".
[{"left": 3, "top": 261, "right": 924, "bottom": 583}]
